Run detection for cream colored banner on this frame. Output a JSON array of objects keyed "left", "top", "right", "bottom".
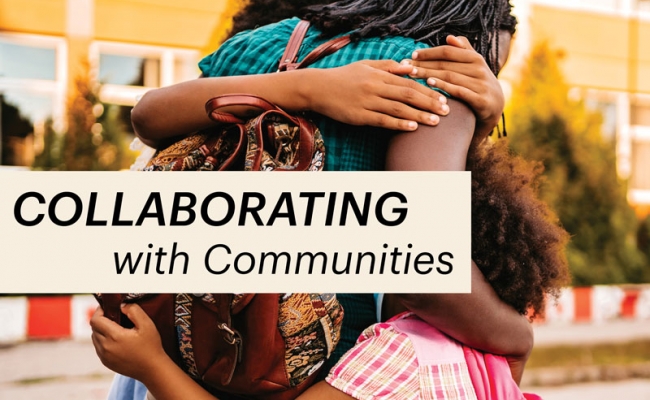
[{"left": 0, "top": 171, "right": 470, "bottom": 293}]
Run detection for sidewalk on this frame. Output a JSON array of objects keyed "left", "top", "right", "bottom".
[
  {"left": 1, "top": 319, "right": 649, "bottom": 399},
  {"left": 0, "top": 340, "right": 113, "bottom": 400},
  {"left": 534, "top": 319, "right": 650, "bottom": 346}
]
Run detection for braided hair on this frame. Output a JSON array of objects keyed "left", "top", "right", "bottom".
[
  {"left": 228, "top": 0, "right": 329, "bottom": 39},
  {"left": 303, "top": 0, "right": 517, "bottom": 75}
]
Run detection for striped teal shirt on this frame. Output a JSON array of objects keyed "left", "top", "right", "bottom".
[
  {"left": 198, "top": 18, "right": 437, "bottom": 381},
  {"left": 198, "top": 17, "right": 435, "bottom": 172}
]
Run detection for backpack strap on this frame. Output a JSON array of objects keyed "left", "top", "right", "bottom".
[{"left": 277, "top": 20, "right": 351, "bottom": 72}]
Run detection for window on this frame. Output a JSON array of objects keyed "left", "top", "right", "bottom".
[
  {"left": 631, "top": 103, "right": 650, "bottom": 126},
  {"left": 631, "top": 139, "right": 650, "bottom": 189},
  {"left": 0, "top": 42, "right": 56, "bottom": 80},
  {"left": 586, "top": 98, "right": 618, "bottom": 140},
  {"left": 638, "top": 0, "right": 650, "bottom": 12},
  {"left": 90, "top": 41, "right": 199, "bottom": 106},
  {"left": 99, "top": 54, "right": 160, "bottom": 87},
  {"left": 0, "top": 33, "right": 65, "bottom": 166}
]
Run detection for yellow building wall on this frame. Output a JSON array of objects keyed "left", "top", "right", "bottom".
[
  {"left": 0, "top": 0, "right": 241, "bottom": 51},
  {"left": 0, "top": 0, "right": 66, "bottom": 35},
  {"left": 531, "top": 4, "right": 650, "bottom": 94},
  {"left": 94, "top": 0, "right": 239, "bottom": 50}
]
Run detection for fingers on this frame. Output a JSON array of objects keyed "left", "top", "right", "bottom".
[
  {"left": 359, "top": 59, "right": 416, "bottom": 77},
  {"left": 120, "top": 303, "right": 154, "bottom": 331},
  {"left": 423, "top": 70, "right": 487, "bottom": 91},
  {"left": 376, "top": 76, "right": 450, "bottom": 117},
  {"left": 90, "top": 306, "right": 114, "bottom": 337},
  {"left": 407, "top": 60, "right": 489, "bottom": 80},
  {"left": 427, "top": 78, "right": 484, "bottom": 110},
  {"left": 446, "top": 35, "right": 474, "bottom": 50},
  {"left": 409, "top": 46, "right": 479, "bottom": 65},
  {"left": 371, "top": 100, "right": 442, "bottom": 131}
]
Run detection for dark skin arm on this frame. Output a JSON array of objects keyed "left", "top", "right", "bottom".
[{"left": 385, "top": 99, "right": 533, "bottom": 384}]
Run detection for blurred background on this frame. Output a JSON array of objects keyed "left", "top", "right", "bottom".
[{"left": 0, "top": 0, "right": 649, "bottom": 398}]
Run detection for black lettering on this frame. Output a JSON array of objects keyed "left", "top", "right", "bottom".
[
  {"left": 239, "top": 192, "right": 265, "bottom": 226},
  {"left": 340, "top": 192, "right": 371, "bottom": 226},
  {"left": 49, "top": 192, "right": 82, "bottom": 226},
  {"left": 299, "top": 192, "right": 324, "bottom": 226},
  {"left": 403, "top": 243, "right": 413, "bottom": 274},
  {"left": 266, "top": 192, "right": 296, "bottom": 226},
  {"left": 112, "top": 192, "right": 133, "bottom": 226},
  {"left": 296, "top": 252, "right": 328, "bottom": 275},
  {"left": 154, "top": 246, "right": 168, "bottom": 274},
  {"left": 114, "top": 252, "right": 143, "bottom": 274},
  {"left": 171, "top": 192, "right": 196, "bottom": 226},
  {"left": 390, "top": 247, "right": 403, "bottom": 274},
  {"left": 14, "top": 192, "right": 45, "bottom": 226},
  {"left": 201, "top": 192, "right": 235, "bottom": 226},
  {"left": 414, "top": 252, "right": 434, "bottom": 274},
  {"left": 169, "top": 242, "right": 189, "bottom": 274},
  {"left": 325, "top": 192, "right": 336, "bottom": 226},
  {"left": 375, "top": 192, "right": 408, "bottom": 226},
  {"left": 331, "top": 252, "right": 351, "bottom": 275},
  {"left": 259, "top": 252, "right": 292, "bottom": 274},
  {"left": 233, "top": 252, "right": 255, "bottom": 274},
  {"left": 355, "top": 252, "right": 376, "bottom": 274},
  {"left": 437, "top": 252, "right": 454, "bottom": 275},
  {"left": 86, "top": 192, "right": 107, "bottom": 226},
  {"left": 205, "top": 243, "right": 231, "bottom": 274},
  {"left": 136, "top": 193, "right": 165, "bottom": 226}
]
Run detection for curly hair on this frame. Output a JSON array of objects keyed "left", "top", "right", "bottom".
[{"left": 468, "top": 140, "right": 570, "bottom": 317}]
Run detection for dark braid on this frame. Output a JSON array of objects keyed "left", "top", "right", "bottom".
[
  {"left": 302, "top": 0, "right": 516, "bottom": 75},
  {"left": 228, "top": 0, "right": 329, "bottom": 39}
]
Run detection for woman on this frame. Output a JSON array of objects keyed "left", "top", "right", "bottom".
[{"left": 93, "top": 0, "right": 560, "bottom": 398}]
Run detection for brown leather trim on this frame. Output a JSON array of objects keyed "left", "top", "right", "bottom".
[
  {"left": 205, "top": 94, "right": 279, "bottom": 121},
  {"left": 292, "top": 35, "right": 352, "bottom": 70},
  {"left": 277, "top": 20, "right": 311, "bottom": 72}
]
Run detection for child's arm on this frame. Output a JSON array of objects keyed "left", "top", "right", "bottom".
[
  {"left": 91, "top": 304, "right": 356, "bottom": 400},
  {"left": 384, "top": 95, "right": 533, "bottom": 383},
  {"left": 91, "top": 304, "right": 221, "bottom": 400}
]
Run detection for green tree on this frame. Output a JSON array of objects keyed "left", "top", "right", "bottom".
[
  {"left": 506, "top": 43, "right": 648, "bottom": 285},
  {"left": 34, "top": 63, "right": 136, "bottom": 171}
]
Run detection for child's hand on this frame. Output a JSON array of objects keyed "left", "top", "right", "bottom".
[
  {"left": 402, "top": 35, "right": 505, "bottom": 142},
  {"left": 90, "top": 304, "right": 167, "bottom": 382},
  {"left": 310, "top": 60, "right": 450, "bottom": 132}
]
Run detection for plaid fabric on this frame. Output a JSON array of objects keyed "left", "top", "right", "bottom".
[
  {"left": 198, "top": 17, "right": 434, "bottom": 172},
  {"left": 326, "top": 313, "right": 478, "bottom": 400}
]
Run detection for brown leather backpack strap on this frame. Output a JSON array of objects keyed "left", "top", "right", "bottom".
[
  {"left": 277, "top": 20, "right": 311, "bottom": 72},
  {"left": 96, "top": 294, "right": 125, "bottom": 324},
  {"left": 294, "top": 35, "right": 352, "bottom": 70},
  {"left": 278, "top": 20, "right": 351, "bottom": 72},
  {"left": 205, "top": 94, "right": 280, "bottom": 123}
]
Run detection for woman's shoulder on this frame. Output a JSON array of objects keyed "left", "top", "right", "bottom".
[
  {"left": 306, "top": 33, "right": 430, "bottom": 69},
  {"left": 199, "top": 18, "right": 301, "bottom": 77}
]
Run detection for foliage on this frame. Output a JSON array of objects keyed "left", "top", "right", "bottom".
[
  {"left": 33, "top": 63, "right": 136, "bottom": 171},
  {"left": 1, "top": 96, "right": 33, "bottom": 165},
  {"left": 639, "top": 215, "right": 650, "bottom": 263},
  {"left": 506, "top": 43, "right": 648, "bottom": 285}
]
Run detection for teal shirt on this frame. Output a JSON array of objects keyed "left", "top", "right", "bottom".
[
  {"left": 198, "top": 17, "right": 432, "bottom": 172},
  {"left": 198, "top": 18, "right": 434, "bottom": 381}
]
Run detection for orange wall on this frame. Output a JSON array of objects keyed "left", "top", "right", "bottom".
[
  {"left": 530, "top": 4, "right": 650, "bottom": 94},
  {"left": 0, "top": 0, "right": 66, "bottom": 36}
]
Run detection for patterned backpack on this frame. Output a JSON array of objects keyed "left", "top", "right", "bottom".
[{"left": 97, "top": 21, "right": 350, "bottom": 400}]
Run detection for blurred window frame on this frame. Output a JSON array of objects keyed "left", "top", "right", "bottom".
[
  {"left": 0, "top": 32, "right": 67, "bottom": 131},
  {"left": 89, "top": 41, "right": 199, "bottom": 107}
]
